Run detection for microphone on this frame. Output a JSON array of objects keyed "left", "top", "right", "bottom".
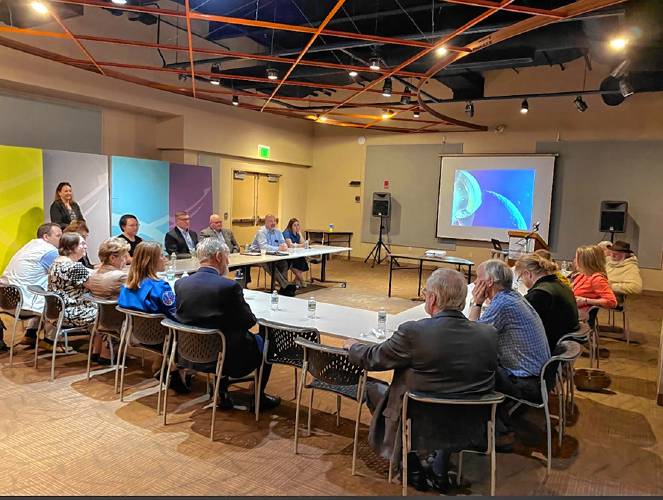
[{"left": 532, "top": 221, "right": 541, "bottom": 232}]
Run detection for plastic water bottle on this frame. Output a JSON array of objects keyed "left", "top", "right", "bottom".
[
  {"left": 377, "top": 307, "right": 387, "bottom": 337},
  {"left": 166, "top": 253, "right": 176, "bottom": 281},
  {"left": 271, "top": 290, "right": 279, "bottom": 311},
  {"left": 304, "top": 239, "right": 310, "bottom": 249},
  {"left": 307, "top": 297, "right": 316, "bottom": 319}
]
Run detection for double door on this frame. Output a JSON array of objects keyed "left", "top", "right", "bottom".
[{"left": 231, "top": 171, "right": 280, "bottom": 247}]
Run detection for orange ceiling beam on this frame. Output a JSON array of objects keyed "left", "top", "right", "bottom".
[{"left": 48, "top": 8, "right": 105, "bottom": 75}]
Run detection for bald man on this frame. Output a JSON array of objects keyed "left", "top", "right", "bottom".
[{"left": 199, "top": 214, "right": 240, "bottom": 253}]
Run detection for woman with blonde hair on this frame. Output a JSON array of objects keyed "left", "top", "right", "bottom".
[
  {"left": 118, "top": 242, "right": 190, "bottom": 393},
  {"left": 572, "top": 245, "right": 617, "bottom": 319},
  {"left": 86, "top": 238, "right": 130, "bottom": 365},
  {"left": 515, "top": 253, "right": 579, "bottom": 349}
]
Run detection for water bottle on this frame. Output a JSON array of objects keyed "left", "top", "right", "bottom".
[
  {"left": 377, "top": 307, "right": 387, "bottom": 336},
  {"left": 166, "top": 253, "right": 176, "bottom": 281},
  {"left": 245, "top": 243, "right": 250, "bottom": 253},
  {"left": 181, "top": 272, "right": 189, "bottom": 279},
  {"left": 304, "top": 239, "right": 310, "bottom": 249},
  {"left": 307, "top": 296, "right": 316, "bottom": 319},
  {"left": 271, "top": 290, "right": 279, "bottom": 311}
]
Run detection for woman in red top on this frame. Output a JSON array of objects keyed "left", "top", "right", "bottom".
[{"left": 572, "top": 245, "right": 617, "bottom": 319}]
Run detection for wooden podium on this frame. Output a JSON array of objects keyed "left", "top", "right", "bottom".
[{"left": 507, "top": 230, "right": 549, "bottom": 265}]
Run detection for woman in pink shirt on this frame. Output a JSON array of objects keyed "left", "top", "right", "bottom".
[{"left": 572, "top": 245, "right": 617, "bottom": 319}]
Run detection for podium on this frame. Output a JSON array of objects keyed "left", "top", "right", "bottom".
[{"left": 507, "top": 230, "right": 548, "bottom": 265}]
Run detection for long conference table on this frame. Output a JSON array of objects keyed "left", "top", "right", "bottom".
[{"left": 170, "top": 245, "right": 352, "bottom": 291}]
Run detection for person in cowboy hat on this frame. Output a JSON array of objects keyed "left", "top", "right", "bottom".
[{"left": 605, "top": 241, "right": 643, "bottom": 295}]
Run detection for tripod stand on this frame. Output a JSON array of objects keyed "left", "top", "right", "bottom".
[{"left": 364, "top": 216, "right": 391, "bottom": 267}]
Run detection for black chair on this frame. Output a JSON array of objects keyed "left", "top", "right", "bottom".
[
  {"left": 293, "top": 338, "right": 367, "bottom": 475},
  {"left": 0, "top": 282, "right": 39, "bottom": 367},
  {"left": 557, "top": 322, "right": 590, "bottom": 425},
  {"left": 85, "top": 297, "right": 126, "bottom": 387},
  {"left": 504, "top": 341, "right": 582, "bottom": 478},
  {"left": 586, "top": 306, "right": 600, "bottom": 368},
  {"left": 257, "top": 319, "right": 320, "bottom": 403},
  {"left": 27, "top": 285, "right": 90, "bottom": 381},
  {"left": 396, "top": 391, "right": 505, "bottom": 496},
  {"left": 115, "top": 307, "right": 171, "bottom": 414}
]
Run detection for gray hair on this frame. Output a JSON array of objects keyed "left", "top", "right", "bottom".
[
  {"left": 481, "top": 259, "right": 513, "bottom": 290},
  {"left": 425, "top": 268, "right": 467, "bottom": 311},
  {"left": 196, "top": 237, "right": 229, "bottom": 261}
]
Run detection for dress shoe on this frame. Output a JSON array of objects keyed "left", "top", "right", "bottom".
[
  {"left": 278, "top": 284, "right": 297, "bottom": 297},
  {"left": 0, "top": 341, "right": 8, "bottom": 353},
  {"left": 429, "top": 471, "right": 452, "bottom": 494},
  {"left": 257, "top": 394, "right": 281, "bottom": 411},
  {"left": 406, "top": 452, "right": 429, "bottom": 492},
  {"left": 216, "top": 391, "right": 234, "bottom": 410},
  {"left": 91, "top": 354, "right": 112, "bottom": 366},
  {"left": 496, "top": 431, "right": 515, "bottom": 453},
  {"left": 168, "top": 371, "right": 192, "bottom": 395}
]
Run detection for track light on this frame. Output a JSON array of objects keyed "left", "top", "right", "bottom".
[
  {"left": 111, "top": 0, "right": 127, "bottom": 4},
  {"left": 436, "top": 46, "right": 448, "bottom": 56},
  {"left": 210, "top": 64, "right": 220, "bottom": 85},
  {"left": 465, "top": 101, "right": 475, "bottom": 118},
  {"left": 31, "top": 1, "right": 49, "bottom": 13},
  {"left": 210, "top": 79, "right": 220, "bottom": 85},
  {"left": 232, "top": 95, "right": 239, "bottom": 106},
  {"left": 348, "top": 69, "right": 358, "bottom": 78},
  {"left": 369, "top": 57, "right": 380, "bottom": 71},
  {"left": 413, "top": 109, "right": 420, "bottom": 118},
  {"left": 619, "top": 77, "right": 634, "bottom": 97},
  {"left": 317, "top": 115, "right": 327, "bottom": 123},
  {"left": 381, "top": 109, "right": 393, "bottom": 120},
  {"left": 266, "top": 68, "right": 278, "bottom": 81},
  {"left": 574, "top": 95, "right": 588, "bottom": 112},
  {"left": 382, "top": 78, "right": 392, "bottom": 98},
  {"left": 609, "top": 37, "right": 628, "bottom": 51},
  {"left": 400, "top": 86, "right": 412, "bottom": 105},
  {"left": 520, "top": 99, "right": 529, "bottom": 114}
]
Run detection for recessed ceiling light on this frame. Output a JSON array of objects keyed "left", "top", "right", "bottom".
[
  {"left": 111, "top": 0, "right": 127, "bottom": 5},
  {"left": 413, "top": 109, "right": 420, "bottom": 118},
  {"left": 609, "top": 37, "right": 628, "bottom": 51},
  {"left": 31, "top": 1, "right": 49, "bottom": 13},
  {"left": 266, "top": 68, "right": 278, "bottom": 80},
  {"left": 348, "top": 69, "right": 358, "bottom": 78},
  {"left": 520, "top": 99, "right": 529, "bottom": 114},
  {"left": 232, "top": 95, "right": 239, "bottom": 106},
  {"left": 436, "top": 46, "right": 448, "bottom": 56},
  {"left": 369, "top": 57, "right": 380, "bottom": 71},
  {"left": 317, "top": 115, "right": 327, "bottom": 123}
]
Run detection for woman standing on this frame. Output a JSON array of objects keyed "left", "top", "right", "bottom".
[
  {"left": 283, "top": 217, "right": 309, "bottom": 287},
  {"left": 572, "top": 245, "right": 617, "bottom": 320},
  {"left": 50, "top": 182, "right": 84, "bottom": 229},
  {"left": 48, "top": 232, "right": 97, "bottom": 330}
]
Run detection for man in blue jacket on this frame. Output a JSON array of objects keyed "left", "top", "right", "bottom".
[{"left": 175, "top": 238, "right": 280, "bottom": 411}]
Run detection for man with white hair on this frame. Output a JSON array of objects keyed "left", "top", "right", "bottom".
[
  {"left": 199, "top": 213, "right": 240, "bottom": 253},
  {"left": 469, "top": 259, "right": 550, "bottom": 436},
  {"left": 174, "top": 238, "right": 280, "bottom": 411},
  {"left": 344, "top": 269, "right": 498, "bottom": 493},
  {"left": 250, "top": 213, "right": 295, "bottom": 296},
  {"left": 1, "top": 222, "right": 63, "bottom": 350}
]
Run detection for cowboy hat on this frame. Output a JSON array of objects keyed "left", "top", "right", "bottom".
[{"left": 608, "top": 240, "right": 634, "bottom": 254}]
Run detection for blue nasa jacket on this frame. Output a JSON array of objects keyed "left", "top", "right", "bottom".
[{"left": 118, "top": 277, "right": 177, "bottom": 320}]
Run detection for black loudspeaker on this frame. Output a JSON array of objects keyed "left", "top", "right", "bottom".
[
  {"left": 599, "top": 200, "right": 628, "bottom": 233},
  {"left": 372, "top": 192, "right": 391, "bottom": 217}
]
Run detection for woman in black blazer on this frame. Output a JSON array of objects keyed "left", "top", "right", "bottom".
[{"left": 50, "top": 182, "right": 84, "bottom": 229}]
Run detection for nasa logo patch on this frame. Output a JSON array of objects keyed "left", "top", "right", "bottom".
[{"left": 162, "top": 290, "right": 176, "bottom": 306}]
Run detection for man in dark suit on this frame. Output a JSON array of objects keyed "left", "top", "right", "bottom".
[
  {"left": 344, "top": 269, "right": 497, "bottom": 492},
  {"left": 164, "top": 211, "right": 199, "bottom": 258},
  {"left": 174, "top": 238, "right": 280, "bottom": 411}
]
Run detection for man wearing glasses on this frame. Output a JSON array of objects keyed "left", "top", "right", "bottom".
[{"left": 164, "top": 211, "right": 199, "bottom": 258}]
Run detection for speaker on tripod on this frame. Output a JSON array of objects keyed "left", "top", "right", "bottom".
[
  {"left": 599, "top": 200, "right": 627, "bottom": 242},
  {"left": 365, "top": 193, "right": 392, "bottom": 267}
]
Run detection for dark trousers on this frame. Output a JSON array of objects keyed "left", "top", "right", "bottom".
[{"left": 495, "top": 365, "right": 541, "bottom": 433}]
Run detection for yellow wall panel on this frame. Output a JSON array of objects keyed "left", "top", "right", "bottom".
[{"left": 0, "top": 146, "right": 44, "bottom": 273}]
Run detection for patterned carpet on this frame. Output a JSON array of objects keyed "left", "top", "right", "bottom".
[{"left": 1, "top": 258, "right": 662, "bottom": 495}]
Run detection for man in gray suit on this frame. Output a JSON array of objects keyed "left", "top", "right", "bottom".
[
  {"left": 344, "top": 269, "right": 497, "bottom": 492},
  {"left": 199, "top": 214, "right": 240, "bottom": 253}
]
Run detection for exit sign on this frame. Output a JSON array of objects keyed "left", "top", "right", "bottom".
[{"left": 258, "top": 144, "right": 270, "bottom": 159}]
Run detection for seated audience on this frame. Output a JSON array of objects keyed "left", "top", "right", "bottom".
[
  {"left": 605, "top": 240, "right": 643, "bottom": 296},
  {"left": 0, "top": 223, "right": 62, "bottom": 349},
  {"left": 572, "top": 245, "right": 617, "bottom": 319},
  {"left": 175, "top": 238, "right": 281, "bottom": 411},
  {"left": 515, "top": 253, "right": 579, "bottom": 350},
  {"left": 282, "top": 218, "right": 309, "bottom": 288},
  {"left": 64, "top": 220, "right": 93, "bottom": 269},
  {"left": 116, "top": 214, "right": 143, "bottom": 260},
  {"left": 118, "top": 241, "right": 190, "bottom": 394},
  {"left": 48, "top": 233, "right": 97, "bottom": 351},
  {"left": 164, "top": 211, "right": 198, "bottom": 258},
  {"left": 344, "top": 269, "right": 497, "bottom": 493},
  {"left": 250, "top": 214, "right": 295, "bottom": 296},
  {"left": 87, "top": 238, "right": 130, "bottom": 365},
  {"left": 469, "top": 259, "right": 550, "bottom": 442},
  {"left": 50, "top": 181, "right": 84, "bottom": 229},
  {"left": 199, "top": 214, "right": 240, "bottom": 253}
]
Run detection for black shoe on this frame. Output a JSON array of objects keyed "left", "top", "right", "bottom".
[
  {"left": 406, "top": 453, "right": 429, "bottom": 492},
  {"left": 496, "top": 431, "right": 515, "bottom": 453},
  {"left": 168, "top": 372, "right": 192, "bottom": 395},
  {"left": 278, "top": 284, "right": 297, "bottom": 297},
  {"left": 217, "top": 391, "right": 234, "bottom": 410},
  {"left": 257, "top": 394, "right": 281, "bottom": 411},
  {"left": 429, "top": 471, "right": 452, "bottom": 494},
  {"left": 0, "top": 341, "right": 8, "bottom": 353},
  {"left": 91, "top": 354, "right": 112, "bottom": 366}
]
